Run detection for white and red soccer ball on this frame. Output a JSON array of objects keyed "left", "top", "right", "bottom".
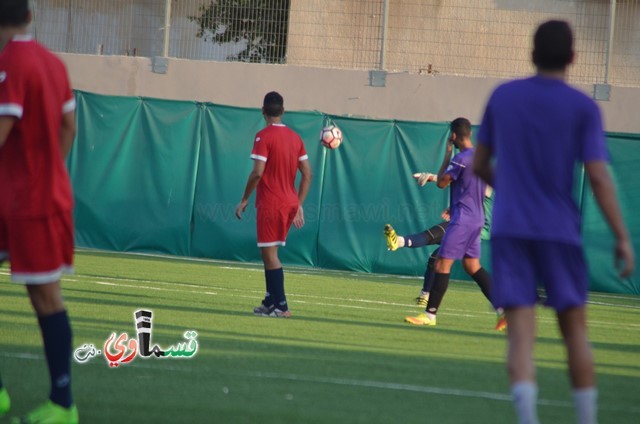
[{"left": 320, "top": 125, "right": 343, "bottom": 149}]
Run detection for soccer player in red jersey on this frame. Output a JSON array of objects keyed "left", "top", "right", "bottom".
[
  {"left": 235, "top": 92, "right": 312, "bottom": 317},
  {"left": 0, "top": 0, "right": 78, "bottom": 422}
]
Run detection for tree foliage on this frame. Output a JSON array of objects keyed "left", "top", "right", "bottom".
[{"left": 189, "top": 0, "right": 290, "bottom": 63}]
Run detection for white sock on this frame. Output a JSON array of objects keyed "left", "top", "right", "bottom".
[
  {"left": 573, "top": 387, "right": 597, "bottom": 424},
  {"left": 511, "top": 381, "right": 540, "bottom": 424},
  {"left": 425, "top": 312, "right": 436, "bottom": 321}
]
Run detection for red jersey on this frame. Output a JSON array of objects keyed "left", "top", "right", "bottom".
[
  {"left": 250, "top": 123, "right": 308, "bottom": 208},
  {"left": 0, "top": 35, "right": 75, "bottom": 218}
]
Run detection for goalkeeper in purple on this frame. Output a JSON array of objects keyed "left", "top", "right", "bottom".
[
  {"left": 405, "top": 118, "right": 504, "bottom": 329},
  {"left": 474, "top": 20, "right": 634, "bottom": 424}
]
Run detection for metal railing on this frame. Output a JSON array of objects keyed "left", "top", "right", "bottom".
[{"left": 30, "top": 0, "right": 640, "bottom": 87}]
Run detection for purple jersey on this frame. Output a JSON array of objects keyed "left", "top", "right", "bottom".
[
  {"left": 477, "top": 76, "right": 608, "bottom": 245},
  {"left": 446, "top": 148, "right": 486, "bottom": 228}
]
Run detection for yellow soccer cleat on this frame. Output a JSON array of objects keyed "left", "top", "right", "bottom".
[
  {"left": 495, "top": 313, "right": 507, "bottom": 331},
  {"left": 11, "top": 400, "right": 78, "bottom": 424},
  {"left": 415, "top": 293, "right": 429, "bottom": 307},
  {"left": 0, "top": 388, "right": 10, "bottom": 418},
  {"left": 405, "top": 313, "right": 436, "bottom": 326},
  {"left": 384, "top": 224, "right": 399, "bottom": 251}
]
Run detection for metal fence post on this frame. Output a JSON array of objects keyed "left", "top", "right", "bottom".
[
  {"left": 153, "top": 0, "right": 172, "bottom": 74},
  {"left": 163, "top": 0, "right": 172, "bottom": 57},
  {"left": 380, "top": 0, "right": 390, "bottom": 71},
  {"left": 595, "top": 0, "right": 616, "bottom": 100}
]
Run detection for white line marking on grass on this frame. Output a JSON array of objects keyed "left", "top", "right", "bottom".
[
  {"left": 94, "top": 281, "right": 216, "bottom": 296},
  {"left": 2, "top": 350, "right": 639, "bottom": 413},
  {"left": 75, "top": 276, "right": 640, "bottom": 329},
  {"left": 587, "top": 301, "right": 640, "bottom": 310}
]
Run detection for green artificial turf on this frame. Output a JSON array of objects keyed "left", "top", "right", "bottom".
[{"left": 0, "top": 250, "right": 638, "bottom": 423}]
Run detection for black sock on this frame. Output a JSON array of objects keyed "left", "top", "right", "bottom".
[
  {"left": 405, "top": 232, "right": 428, "bottom": 248},
  {"left": 38, "top": 310, "right": 73, "bottom": 408},
  {"left": 263, "top": 269, "right": 276, "bottom": 307},
  {"left": 471, "top": 268, "right": 492, "bottom": 303},
  {"left": 265, "top": 268, "right": 287, "bottom": 311},
  {"left": 422, "top": 249, "right": 438, "bottom": 292},
  {"left": 425, "top": 273, "right": 450, "bottom": 315},
  {"left": 0, "top": 374, "right": 3, "bottom": 390}
]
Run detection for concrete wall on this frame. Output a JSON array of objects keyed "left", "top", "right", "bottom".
[{"left": 60, "top": 53, "right": 640, "bottom": 134}]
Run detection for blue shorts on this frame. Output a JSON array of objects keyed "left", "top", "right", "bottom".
[
  {"left": 491, "top": 237, "right": 588, "bottom": 312},
  {"left": 438, "top": 222, "right": 482, "bottom": 259}
]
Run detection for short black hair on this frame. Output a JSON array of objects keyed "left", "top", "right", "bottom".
[
  {"left": 533, "top": 20, "right": 574, "bottom": 71},
  {"left": 450, "top": 117, "right": 471, "bottom": 139},
  {"left": 263, "top": 91, "right": 284, "bottom": 117},
  {"left": 0, "top": 0, "right": 30, "bottom": 27}
]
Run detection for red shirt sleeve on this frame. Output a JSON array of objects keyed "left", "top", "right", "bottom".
[
  {"left": 0, "top": 59, "right": 26, "bottom": 119},
  {"left": 298, "top": 136, "right": 308, "bottom": 161},
  {"left": 250, "top": 132, "right": 269, "bottom": 162}
]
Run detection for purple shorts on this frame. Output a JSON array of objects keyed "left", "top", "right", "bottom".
[
  {"left": 438, "top": 222, "right": 482, "bottom": 259},
  {"left": 491, "top": 237, "right": 588, "bottom": 312}
]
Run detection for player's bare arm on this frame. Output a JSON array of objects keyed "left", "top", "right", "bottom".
[
  {"left": 436, "top": 136, "right": 454, "bottom": 188},
  {"left": 59, "top": 110, "right": 76, "bottom": 158},
  {"left": 585, "top": 161, "right": 635, "bottom": 277},
  {"left": 293, "top": 158, "right": 312, "bottom": 229},
  {"left": 235, "top": 159, "right": 265, "bottom": 219},
  {"left": 0, "top": 115, "right": 16, "bottom": 147},
  {"left": 473, "top": 143, "right": 494, "bottom": 186}
]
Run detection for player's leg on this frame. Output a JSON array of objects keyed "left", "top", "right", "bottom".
[
  {"left": 492, "top": 237, "right": 540, "bottom": 424},
  {"left": 462, "top": 227, "right": 506, "bottom": 330},
  {"left": 9, "top": 212, "right": 77, "bottom": 423},
  {"left": 415, "top": 247, "right": 439, "bottom": 307},
  {"left": 384, "top": 221, "right": 448, "bottom": 251},
  {"left": 0, "top": 220, "right": 9, "bottom": 418},
  {"left": 406, "top": 223, "right": 465, "bottom": 325},
  {"left": 259, "top": 246, "right": 290, "bottom": 316},
  {"left": 557, "top": 307, "right": 596, "bottom": 424},
  {"left": 505, "top": 306, "right": 539, "bottom": 424},
  {"left": 539, "top": 242, "right": 596, "bottom": 423},
  {"left": 255, "top": 206, "right": 295, "bottom": 317},
  {"left": 255, "top": 207, "right": 280, "bottom": 314},
  {"left": 26, "top": 282, "right": 75, "bottom": 406},
  {"left": 405, "top": 256, "right": 454, "bottom": 326},
  {"left": 0, "top": 373, "right": 9, "bottom": 418},
  {"left": 405, "top": 222, "right": 448, "bottom": 248}
]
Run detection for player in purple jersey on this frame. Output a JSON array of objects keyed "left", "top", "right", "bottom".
[
  {"left": 404, "top": 118, "right": 505, "bottom": 329},
  {"left": 474, "top": 20, "right": 634, "bottom": 424}
]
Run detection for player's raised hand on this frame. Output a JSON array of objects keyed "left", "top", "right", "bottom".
[
  {"left": 615, "top": 238, "right": 635, "bottom": 278},
  {"left": 293, "top": 206, "right": 305, "bottom": 229},
  {"left": 441, "top": 208, "right": 450, "bottom": 222},
  {"left": 412, "top": 172, "right": 437, "bottom": 186},
  {"left": 235, "top": 199, "right": 248, "bottom": 219}
]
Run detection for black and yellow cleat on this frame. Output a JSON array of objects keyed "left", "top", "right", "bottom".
[{"left": 384, "top": 224, "right": 399, "bottom": 251}]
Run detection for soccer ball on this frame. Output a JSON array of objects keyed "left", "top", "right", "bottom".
[{"left": 320, "top": 125, "right": 343, "bottom": 149}]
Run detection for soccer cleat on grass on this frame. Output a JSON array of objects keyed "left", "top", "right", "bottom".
[
  {"left": 11, "top": 401, "right": 78, "bottom": 424},
  {"left": 255, "top": 304, "right": 292, "bottom": 318},
  {"left": 404, "top": 313, "right": 436, "bottom": 326},
  {"left": 415, "top": 293, "right": 429, "bottom": 307},
  {"left": 384, "top": 224, "right": 399, "bottom": 251},
  {"left": 495, "top": 313, "right": 507, "bottom": 331},
  {"left": 253, "top": 303, "right": 273, "bottom": 315},
  {"left": 0, "top": 388, "right": 10, "bottom": 418}
]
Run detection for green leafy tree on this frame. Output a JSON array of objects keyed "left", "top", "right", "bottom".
[{"left": 189, "top": 0, "right": 290, "bottom": 63}]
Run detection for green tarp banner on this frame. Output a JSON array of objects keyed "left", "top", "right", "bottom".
[{"left": 68, "top": 91, "right": 639, "bottom": 294}]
